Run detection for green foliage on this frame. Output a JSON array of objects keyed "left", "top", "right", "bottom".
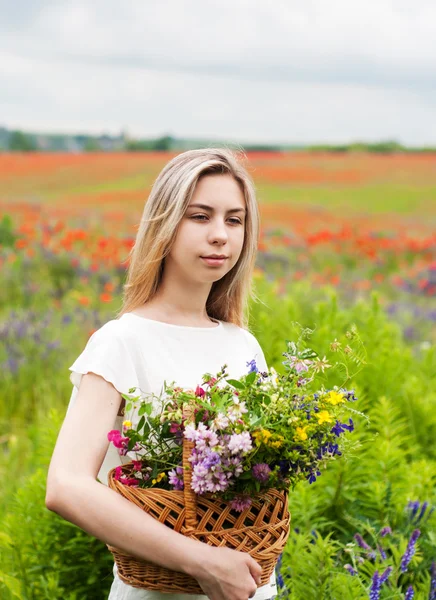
[
  {"left": 8, "top": 131, "right": 36, "bottom": 152},
  {"left": 1, "top": 277, "right": 435, "bottom": 597},
  {"left": 0, "top": 215, "right": 17, "bottom": 248},
  {"left": 0, "top": 411, "right": 113, "bottom": 600}
]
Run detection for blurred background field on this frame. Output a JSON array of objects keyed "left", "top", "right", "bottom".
[{"left": 0, "top": 150, "right": 435, "bottom": 599}]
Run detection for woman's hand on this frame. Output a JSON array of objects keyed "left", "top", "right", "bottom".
[{"left": 192, "top": 545, "right": 262, "bottom": 600}]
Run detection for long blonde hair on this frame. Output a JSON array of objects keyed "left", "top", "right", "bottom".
[{"left": 117, "top": 147, "right": 261, "bottom": 329}]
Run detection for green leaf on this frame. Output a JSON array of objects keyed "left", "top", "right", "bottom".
[
  {"left": 226, "top": 379, "right": 245, "bottom": 390},
  {"left": 0, "top": 532, "right": 13, "bottom": 547},
  {"left": 143, "top": 402, "right": 153, "bottom": 416},
  {"left": 246, "top": 371, "right": 257, "bottom": 385},
  {"left": 0, "top": 573, "right": 23, "bottom": 598},
  {"left": 137, "top": 416, "right": 145, "bottom": 432}
]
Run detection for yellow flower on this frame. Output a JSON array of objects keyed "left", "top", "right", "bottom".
[
  {"left": 325, "top": 391, "right": 346, "bottom": 406},
  {"left": 151, "top": 472, "right": 167, "bottom": 485},
  {"left": 294, "top": 426, "right": 308, "bottom": 441},
  {"left": 122, "top": 420, "right": 132, "bottom": 428},
  {"left": 316, "top": 410, "right": 333, "bottom": 425},
  {"left": 270, "top": 434, "right": 284, "bottom": 449},
  {"left": 253, "top": 429, "right": 273, "bottom": 446}
]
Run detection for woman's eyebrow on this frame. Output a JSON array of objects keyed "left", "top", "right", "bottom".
[{"left": 188, "top": 203, "right": 246, "bottom": 214}]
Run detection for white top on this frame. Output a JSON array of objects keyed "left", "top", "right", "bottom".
[{"left": 67, "top": 313, "right": 277, "bottom": 600}]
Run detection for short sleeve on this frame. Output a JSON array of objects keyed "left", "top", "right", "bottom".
[
  {"left": 243, "top": 329, "right": 268, "bottom": 373},
  {"left": 68, "top": 320, "right": 140, "bottom": 398}
]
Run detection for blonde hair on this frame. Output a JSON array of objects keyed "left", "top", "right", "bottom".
[{"left": 116, "top": 147, "right": 261, "bottom": 329}]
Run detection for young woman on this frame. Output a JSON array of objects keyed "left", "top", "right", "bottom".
[{"left": 46, "top": 148, "right": 278, "bottom": 600}]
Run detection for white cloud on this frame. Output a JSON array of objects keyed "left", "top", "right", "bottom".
[{"left": 1, "top": 0, "right": 435, "bottom": 144}]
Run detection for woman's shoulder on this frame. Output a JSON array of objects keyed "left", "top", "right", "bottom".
[{"left": 87, "top": 315, "right": 141, "bottom": 347}]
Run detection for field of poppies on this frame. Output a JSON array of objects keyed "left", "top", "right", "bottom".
[{"left": 0, "top": 151, "right": 435, "bottom": 599}]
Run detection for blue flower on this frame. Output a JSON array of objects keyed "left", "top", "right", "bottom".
[
  {"left": 369, "top": 570, "right": 381, "bottom": 600},
  {"left": 429, "top": 561, "right": 436, "bottom": 600},
  {"left": 344, "top": 564, "right": 357, "bottom": 576},
  {"left": 246, "top": 359, "right": 258, "bottom": 373},
  {"left": 308, "top": 470, "right": 321, "bottom": 484},
  {"left": 404, "top": 585, "right": 414, "bottom": 600},
  {"left": 400, "top": 529, "right": 421, "bottom": 573},
  {"left": 331, "top": 418, "right": 354, "bottom": 437},
  {"left": 379, "top": 566, "right": 392, "bottom": 584}
]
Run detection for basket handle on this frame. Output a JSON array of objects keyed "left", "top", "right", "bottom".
[{"left": 182, "top": 402, "right": 198, "bottom": 530}]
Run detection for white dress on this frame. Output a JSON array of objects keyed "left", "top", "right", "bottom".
[{"left": 67, "top": 313, "right": 278, "bottom": 600}]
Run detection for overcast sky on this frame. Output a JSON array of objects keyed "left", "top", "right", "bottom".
[{"left": 1, "top": 0, "right": 436, "bottom": 145}]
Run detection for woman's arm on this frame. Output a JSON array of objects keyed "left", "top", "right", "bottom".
[
  {"left": 46, "top": 372, "right": 208, "bottom": 575},
  {"left": 45, "top": 373, "right": 262, "bottom": 599}
]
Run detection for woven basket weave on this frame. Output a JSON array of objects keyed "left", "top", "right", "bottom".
[{"left": 107, "top": 404, "right": 291, "bottom": 594}]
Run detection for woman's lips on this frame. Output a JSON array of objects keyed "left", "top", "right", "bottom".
[{"left": 201, "top": 257, "right": 227, "bottom": 266}]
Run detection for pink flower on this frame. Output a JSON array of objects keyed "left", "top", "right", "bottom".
[
  {"left": 195, "top": 385, "right": 205, "bottom": 397},
  {"left": 169, "top": 422, "right": 182, "bottom": 434},
  {"left": 113, "top": 465, "right": 139, "bottom": 487},
  {"left": 206, "top": 377, "right": 217, "bottom": 386},
  {"left": 107, "top": 429, "right": 130, "bottom": 455},
  {"left": 228, "top": 432, "right": 252, "bottom": 455},
  {"left": 230, "top": 495, "right": 252, "bottom": 512}
]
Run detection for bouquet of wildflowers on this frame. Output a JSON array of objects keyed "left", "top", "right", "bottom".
[{"left": 108, "top": 323, "right": 368, "bottom": 512}]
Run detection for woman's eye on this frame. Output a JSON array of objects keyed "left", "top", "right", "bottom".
[{"left": 191, "top": 215, "right": 242, "bottom": 225}]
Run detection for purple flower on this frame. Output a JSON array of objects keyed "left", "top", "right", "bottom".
[
  {"left": 354, "top": 534, "right": 372, "bottom": 551},
  {"left": 404, "top": 586, "right": 414, "bottom": 600},
  {"left": 230, "top": 495, "right": 252, "bottom": 512},
  {"left": 377, "top": 544, "right": 387, "bottom": 561},
  {"left": 344, "top": 564, "right": 357, "bottom": 576},
  {"left": 429, "top": 561, "right": 436, "bottom": 600},
  {"left": 168, "top": 465, "right": 184, "bottom": 490},
  {"left": 308, "top": 470, "right": 321, "bottom": 484},
  {"left": 369, "top": 570, "right": 381, "bottom": 600},
  {"left": 379, "top": 526, "right": 392, "bottom": 537},
  {"left": 331, "top": 418, "right": 354, "bottom": 437},
  {"left": 252, "top": 463, "right": 271, "bottom": 482},
  {"left": 246, "top": 359, "right": 258, "bottom": 373},
  {"left": 275, "top": 553, "right": 285, "bottom": 589},
  {"left": 203, "top": 451, "right": 221, "bottom": 469},
  {"left": 407, "top": 501, "right": 420, "bottom": 521},
  {"left": 379, "top": 566, "right": 392, "bottom": 585},
  {"left": 228, "top": 432, "right": 252, "bottom": 455},
  {"left": 400, "top": 529, "right": 421, "bottom": 573}
]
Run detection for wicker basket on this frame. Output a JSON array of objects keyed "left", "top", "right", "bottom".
[{"left": 107, "top": 405, "right": 291, "bottom": 594}]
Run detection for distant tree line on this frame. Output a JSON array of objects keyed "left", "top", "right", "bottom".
[{"left": 0, "top": 127, "right": 435, "bottom": 153}]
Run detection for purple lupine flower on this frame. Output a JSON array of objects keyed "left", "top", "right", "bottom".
[
  {"left": 379, "top": 566, "right": 392, "bottom": 585},
  {"left": 246, "top": 359, "right": 258, "bottom": 373},
  {"left": 354, "top": 534, "right": 372, "bottom": 551},
  {"left": 407, "top": 501, "right": 420, "bottom": 521},
  {"left": 429, "top": 561, "right": 436, "bottom": 600},
  {"left": 344, "top": 564, "right": 357, "bottom": 576},
  {"left": 275, "top": 553, "right": 285, "bottom": 589},
  {"left": 377, "top": 544, "right": 387, "bottom": 561},
  {"left": 252, "top": 463, "right": 271, "bottom": 482},
  {"left": 400, "top": 529, "right": 421, "bottom": 573},
  {"left": 369, "top": 570, "right": 381, "bottom": 600},
  {"left": 379, "top": 526, "right": 392, "bottom": 537},
  {"left": 404, "top": 586, "right": 414, "bottom": 600},
  {"left": 417, "top": 501, "right": 428, "bottom": 521}
]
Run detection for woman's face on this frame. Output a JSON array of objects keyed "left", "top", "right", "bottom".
[{"left": 166, "top": 173, "right": 246, "bottom": 284}]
